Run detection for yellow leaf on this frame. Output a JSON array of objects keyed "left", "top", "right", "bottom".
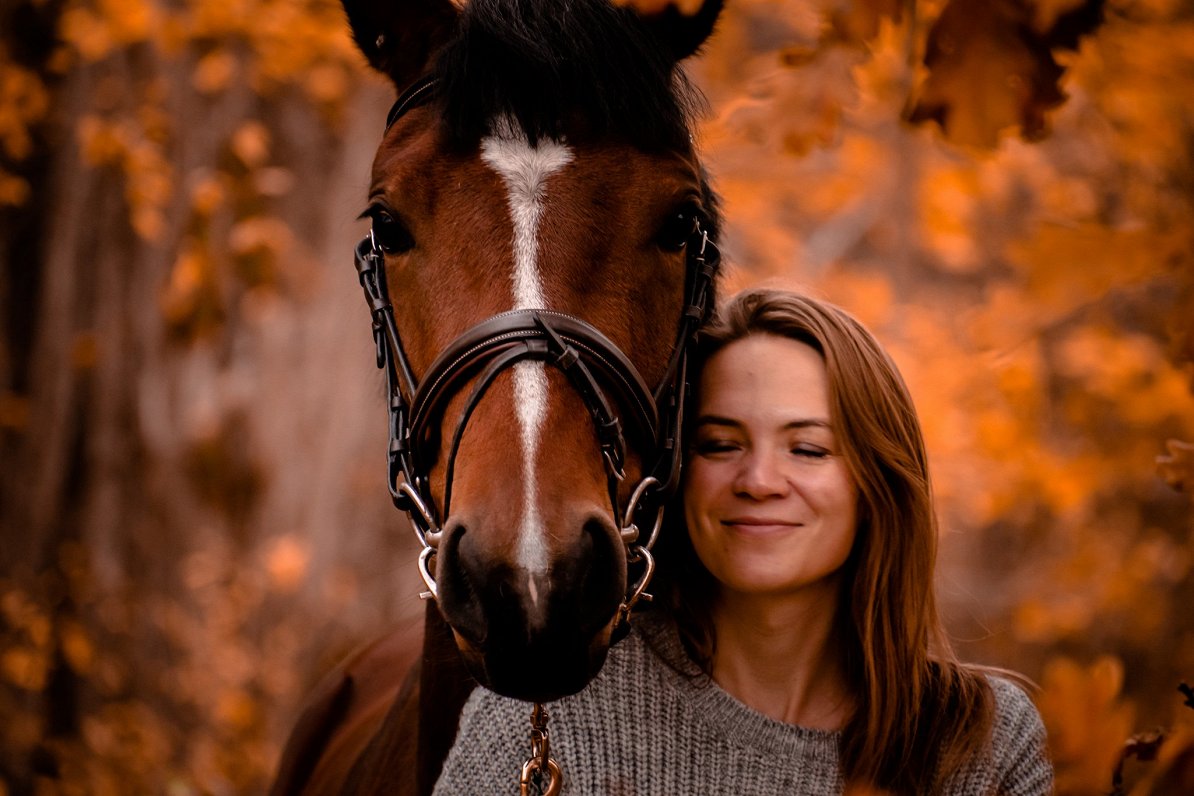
[
  {"left": 71, "top": 331, "right": 99, "bottom": 369},
  {"left": 0, "top": 172, "right": 30, "bottom": 206},
  {"left": 132, "top": 206, "right": 165, "bottom": 241},
  {"left": 1038, "top": 655, "right": 1136, "bottom": 793},
  {"left": 231, "top": 122, "right": 271, "bottom": 168},
  {"left": 190, "top": 173, "right": 226, "bottom": 216},
  {"left": 0, "top": 391, "right": 30, "bottom": 430},
  {"left": 1, "top": 647, "right": 48, "bottom": 691},
  {"left": 829, "top": 0, "right": 903, "bottom": 43},
  {"left": 918, "top": 164, "right": 981, "bottom": 272},
  {"left": 97, "top": 0, "right": 157, "bottom": 45},
  {"left": 193, "top": 50, "right": 238, "bottom": 95},
  {"left": 228, "top": 217, "right": 292, "bottom": 256},
  {"left": 59, "top": 8, "right": 115, "bottom": 61},
  {"left": 263, "top": 535, "right": 310, "bottom": 593},
  {"left": 0, "top": 64, "right": 50, "bottom": 160},
  {"left": 215, "top": 688, "right": 258, "bottom": 731},
  {"left": 60, "top": 620, "right": 95, "bottom": 675},
  {"left": 76, "top": 115, "right": 126, "bottom": 168},
  {"left": 304, "top": 62, "right": 348, "bottom": 104}
]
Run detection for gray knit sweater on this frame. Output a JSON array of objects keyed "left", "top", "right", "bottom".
[{"left": 434, "top": 617, "right": 1052, "bottom": 795}]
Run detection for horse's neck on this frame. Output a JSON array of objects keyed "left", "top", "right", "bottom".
[
  {"left": 341, "top": 604, "right": 475, "bottom": 796},
  {"left": 416, "top": 602, "right": 477, "bottom": 794}
]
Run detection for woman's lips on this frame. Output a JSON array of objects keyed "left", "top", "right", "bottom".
[{"left": 721, "top": 517, "right": 801, "bottom": 535}]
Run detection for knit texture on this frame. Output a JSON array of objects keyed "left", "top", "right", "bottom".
[{"left": 433, "top": 616, "right": 1053, "bottom": 795}]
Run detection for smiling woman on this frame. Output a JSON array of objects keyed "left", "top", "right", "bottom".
[
  {"left": 435, "top": 288, "right": 1053, "bottom": 795},
  {"left": 685, "top": 333, "right": 859, "bottom": 605}
]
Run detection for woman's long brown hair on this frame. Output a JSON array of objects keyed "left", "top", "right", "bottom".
[{"left": 655, "top": 287, "right": 995, "bottom": 793}]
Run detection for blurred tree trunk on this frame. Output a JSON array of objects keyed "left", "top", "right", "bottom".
[
  {"left": 1, "top": 1, "right": 422, "bottom": 788},
  {"left": 1, "top": 0, "right": 67, "bottom": 577}
]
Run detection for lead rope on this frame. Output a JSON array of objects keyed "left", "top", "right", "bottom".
[{"left": 520, "top": 703, "right": 562, "bottom": 796}]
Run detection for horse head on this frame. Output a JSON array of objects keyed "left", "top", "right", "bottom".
[{"left": 345, "top": 0, "right": 722, "bottom": 703}]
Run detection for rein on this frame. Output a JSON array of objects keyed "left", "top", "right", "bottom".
[{"left": 352, "top": 76, "right": 720, "bottom": 794}]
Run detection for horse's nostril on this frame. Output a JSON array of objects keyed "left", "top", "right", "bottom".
[
  {"left": 437, "top": 519, "right": 468, "bottom": 584},
  {"left": 585, "top": 512, "right": 621, "bottom": 561},
  {"left": 578, "top": 513, "right": 625, "bottom": 633},
  {"left": 437, "top": 521, "right": 487, "bottom": 645}
]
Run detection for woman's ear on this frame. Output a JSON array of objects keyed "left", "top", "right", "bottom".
[
  {"left": 340, "top": 0, "right": 460, "bottom": 89},
  {"left": 638, "top": 0, "right": 725, "bottom": 62}
]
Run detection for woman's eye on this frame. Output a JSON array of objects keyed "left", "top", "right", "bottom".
[
  {"left": 370, "top": 209, "right": 415, "bottom": 254},
  {"left": 656, "top": 205, "right": 699, "bottom": 251},
  {"left": 791, "top": 445, "right": 829, "bottom": 459},
  {"left": 695, "top": 439, "right": 740, "bottom": 457}
]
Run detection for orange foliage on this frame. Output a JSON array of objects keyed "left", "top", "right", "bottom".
[
  {"left": 693, "top": 0, "right": 1194, "bottom": 790},
  {"left": 0, "top": 61, "right": 49, "bottom": 205},
  {"left": 1039, "top": 656, "right": 1136, "bottom": 795}
]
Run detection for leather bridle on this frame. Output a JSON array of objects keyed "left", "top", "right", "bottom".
[{"left": 353, "top": 77, "right": 720, "bottom": 627}]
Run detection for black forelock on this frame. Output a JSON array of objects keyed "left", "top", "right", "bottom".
[{"left": 432, "top": 0, "right": 704, "bottom": 150}]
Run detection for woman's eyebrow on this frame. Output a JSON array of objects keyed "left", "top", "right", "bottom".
[
  {"left": 694, "top": 415, "right": 738, "bottom": 428},
  {"left": 782, "top": 419, "right": 832, "bottom": 431},
  {"left": 694, "top": 415, "right": 832, "bottom": 430}
]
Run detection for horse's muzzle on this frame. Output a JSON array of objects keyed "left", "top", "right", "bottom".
[{"left": 435, "top": 517, "right": 626, "bottom": 702}]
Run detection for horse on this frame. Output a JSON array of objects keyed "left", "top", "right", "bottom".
[{"left": 270, "top": 1, "right": 724, "bottom": 793}]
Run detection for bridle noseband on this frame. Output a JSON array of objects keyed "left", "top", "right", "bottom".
[{"left": 353, "top": 77, "right": 720, "bottom": 628}]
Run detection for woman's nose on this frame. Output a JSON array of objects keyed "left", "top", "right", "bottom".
[{"left": 732, "top": 450, "right": 789, "bottom": 499}]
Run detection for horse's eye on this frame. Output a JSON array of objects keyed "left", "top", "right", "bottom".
[
  {"left": 371, "top": 210, "right": 415, "bottom": 255},
  {"left": 657, "top": 206, "right": 698, "bottom": 252}
]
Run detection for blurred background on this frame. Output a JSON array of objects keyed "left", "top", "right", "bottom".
[{"left": 1, "top": 0, "right": 1191, "bottom": 792}]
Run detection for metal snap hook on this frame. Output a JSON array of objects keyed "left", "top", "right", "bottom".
[
  {"left": 519, "top": 758, "right": 562, "bottom": 796},
  {"left": 615, "top": 545, "right": 657, "bottom": 628},
  {"left": 520, "top": 704, "right": 563, "bottom": 796},
  {"left": 417, "top": 546, "right": 437, "bottom": 600}
]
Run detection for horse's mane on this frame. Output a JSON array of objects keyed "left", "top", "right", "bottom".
[{"left": 433, "top": 0, "right": 705, "bottom": 150}]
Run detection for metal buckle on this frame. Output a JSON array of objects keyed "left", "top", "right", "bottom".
[{"left": 397, "top": 481, "right": 440, "bottom": 548}]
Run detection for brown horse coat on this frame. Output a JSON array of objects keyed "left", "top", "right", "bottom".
[{"left": 270, "top": 607, "right": 475, "bottom": 796}]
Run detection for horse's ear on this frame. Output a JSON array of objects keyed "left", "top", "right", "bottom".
[
  {"left": 341, "top": 0, "right": 460, "bottom": 88},
  {"left": 639, "top": 0, "right": 725, "bottom": 62}
]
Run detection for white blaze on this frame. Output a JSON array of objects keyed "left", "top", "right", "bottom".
[{"left": 480, "top": 121, "right": 573, "bottom": 577}]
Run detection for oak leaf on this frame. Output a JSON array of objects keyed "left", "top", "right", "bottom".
[
  {"left": 828, "top": 0, "right": 903, "bottom": 44},
  {"left": 1038, "top": 655, "right": 1136, "bottom": 793},
  {"left": 1157, "top": 440, "right": 1194, "bottom": 493},
  {"left": 1128, "top": 730, "right": 1194, "bottom": 796},
  {"left": 1114, "top": 730, "right": 1165, "bottom": 793},
  {"left": 905, "top": 0, "right": 1105, "bottom": 147}
]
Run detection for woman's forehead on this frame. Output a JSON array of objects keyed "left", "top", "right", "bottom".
[{"left": 697, "top": 335, "right": 831, "bottom": 422}]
